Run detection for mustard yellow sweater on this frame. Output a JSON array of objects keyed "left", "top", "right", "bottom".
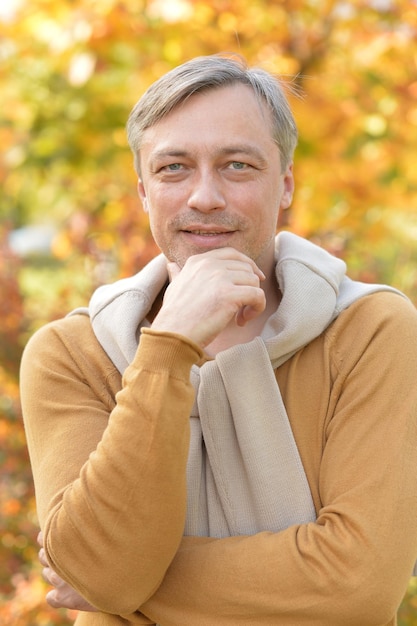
[{"left": 21, "top": 291, "right": 417, "bottom": 626}]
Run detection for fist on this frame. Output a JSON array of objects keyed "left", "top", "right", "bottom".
[{"left": 151, "top": 248, "right": 266, "bottom": 348}]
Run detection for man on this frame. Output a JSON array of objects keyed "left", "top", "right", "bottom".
[{"left": 21, "top": 54, "right": 417, "bottom": 625}]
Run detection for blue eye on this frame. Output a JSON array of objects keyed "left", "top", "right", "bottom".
[
  {"left": 167, "top": 163, "right": 182, "bottom": 171},
  {"left": 230, "top": 161, "right": 246, "bottom": 169}
]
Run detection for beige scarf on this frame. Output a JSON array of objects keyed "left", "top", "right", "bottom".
[{"left": 73, "top": 232, "right": 403, "bottom": 539}]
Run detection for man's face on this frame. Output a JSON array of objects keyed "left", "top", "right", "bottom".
[{"left": 137, "top": 83, "right": 294, "bottom": 274}]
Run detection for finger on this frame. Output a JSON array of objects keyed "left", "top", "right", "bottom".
[
  {"left": 225, "top": 268, "right": 262, "bottom": 288},
  {"left": 220, "top": 258, "right": 265, "bottom": 282},
  {"left": 46, "top": 588, "right": 66, "bottom": 610},
  {"left": 235, "top": 291, "right": 266, "bottom": 326},
  {"left": 212, "top": 248, "right": 266, "bottom": 281},
  {"left": 46, "top": 585, "right": 99, "bottom": 612},
  {"left": 42, "top": 566, "right": 52, "bottom": 584},
  {"left": 45, "top": 589, "right": 59, "bottom": 609},
  {"left": 42, "top": 565, "right": 65, "bottom": 588},
  {"left": 235, "top": 305, "right": 262, "bottom": 327},
  {"left": 248, "top": 264, "right": 265, "bottom": 282},
  {"left": 49, "top": 569, "right": 65, "bottom": 587},
  {"left": 42, "top": 566, "right": 58, "bottom": 586},
  {"left": 37, "top": 531, "right": 43, "bottom": 547},
  {"left": 221, "top": 255, "right": 265, "bottom": 282},
  {"left": 184, "top": 248, "right": 265, "bottom": 281},
  {"left": 39, "top": 547, "right": 49, "bottom": 567}
]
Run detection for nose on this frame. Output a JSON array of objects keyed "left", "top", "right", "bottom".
[{"left": 187, "top": 170, "right": 226, "bottom": 213}]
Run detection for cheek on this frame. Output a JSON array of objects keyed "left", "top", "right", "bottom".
[
  {"left": 250, "top": 197, "right": 280, "bottom": 231},
  {"left": 147, "top": 186, "right": 184, "bottom": 218},
  {"left": 146, "top": 195, "right": 177, "bottom": 250},
  {"left": 148, "top": 211, "right": 167, "bottom": 244}
]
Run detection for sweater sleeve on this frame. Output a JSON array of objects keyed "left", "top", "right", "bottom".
[
  {"left": 138, "top": 292, "right": 417, "bottom": 626},
  {"left": 20, "top": 318, "right": 203, "bottom": 616}
]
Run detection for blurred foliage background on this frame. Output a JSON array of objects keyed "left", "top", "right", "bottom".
[{"left": 1, "top": 0, "right": 417, "bottom": 623}]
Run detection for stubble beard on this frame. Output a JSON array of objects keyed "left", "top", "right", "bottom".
[{"left": 164, "top": 213, "right": 275, "bottom": 272}]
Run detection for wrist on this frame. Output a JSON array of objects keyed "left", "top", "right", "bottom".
[{"left": 140, "top": 328, "right": 207, "bottom": 369}]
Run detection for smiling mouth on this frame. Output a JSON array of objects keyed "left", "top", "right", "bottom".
[{"left": 184, "top": 230, "right": 232, "bottom": 235}]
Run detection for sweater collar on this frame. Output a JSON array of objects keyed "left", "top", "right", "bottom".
[{"left": 77, "top": 231, "right": 402, "bottom": 374}]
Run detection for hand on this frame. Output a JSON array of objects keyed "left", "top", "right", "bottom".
[
  {"left": 38, "top": 532, "right": 98, "bottom": 612},
  {"left": 152, "top": 248, "right": 266, "bottom": 348}
]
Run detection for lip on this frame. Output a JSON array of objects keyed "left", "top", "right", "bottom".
[
  {"left": 182, "top": 225, "right": 236, "bottom": 234},
  {"left": 180, "top": 227, "right": 237, "bottom": 247}
]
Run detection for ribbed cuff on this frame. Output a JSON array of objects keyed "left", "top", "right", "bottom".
[{"left": 135, "top": 328, "right": 206, "bottom": 378}]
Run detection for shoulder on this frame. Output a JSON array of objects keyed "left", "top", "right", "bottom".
[
  {"left": 325, "top": 290, "right": 417, "bottom": 373},
  {"left": 21, "top": 313, "right": 118, "bottom": 382},
  {"left": 23, "top": 313, "right": 96, "bottom": 356},
  {"left": 332, "top": 290, "right": 417, "bottom": 337}
]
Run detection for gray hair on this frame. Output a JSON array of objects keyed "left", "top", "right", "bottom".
[{"left": 126, "top": 54, "right": 298, "bottom": 173}]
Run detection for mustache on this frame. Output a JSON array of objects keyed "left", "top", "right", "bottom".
[{"left": 169, "top": 214, "right": 246, "bottom": 230}]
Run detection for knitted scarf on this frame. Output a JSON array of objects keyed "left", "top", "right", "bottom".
[{"left": 71, "top": 232, "right": 403, "bottom": 539}]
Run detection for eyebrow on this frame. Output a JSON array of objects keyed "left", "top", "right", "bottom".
[
  {"left": 148, "top": 144, "right": 269, "bottom": 167},
  {"left": 150, "top": 149, "right": 188, "bottom": 161},
  {"left": 217, "top": 145, "right": 268, "bottom": 165}
]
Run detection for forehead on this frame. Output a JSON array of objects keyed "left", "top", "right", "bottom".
[{"left": 140, "top": 84, "right": 276, "bottom": 154}]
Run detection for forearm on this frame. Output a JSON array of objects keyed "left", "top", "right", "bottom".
[{"left": 141, "top": 516, "right": 414, "bottom": 626}]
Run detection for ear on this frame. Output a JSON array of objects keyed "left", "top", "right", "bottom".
[
  {"left": 280, "top": 162, "right": 295, "bottom": 210},
  {"left": 137, "top": 180, "right": 149, "bottom": 213}
]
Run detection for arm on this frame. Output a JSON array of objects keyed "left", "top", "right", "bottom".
[
  {"left": 138, "top": 293, "right": 417, "bottom": 625},
  {"left": 21, "top": 248, "right": 265, "bottom": 617},
  {"left": 21, "top": 321, "right": 202, "bottom": 616}
]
